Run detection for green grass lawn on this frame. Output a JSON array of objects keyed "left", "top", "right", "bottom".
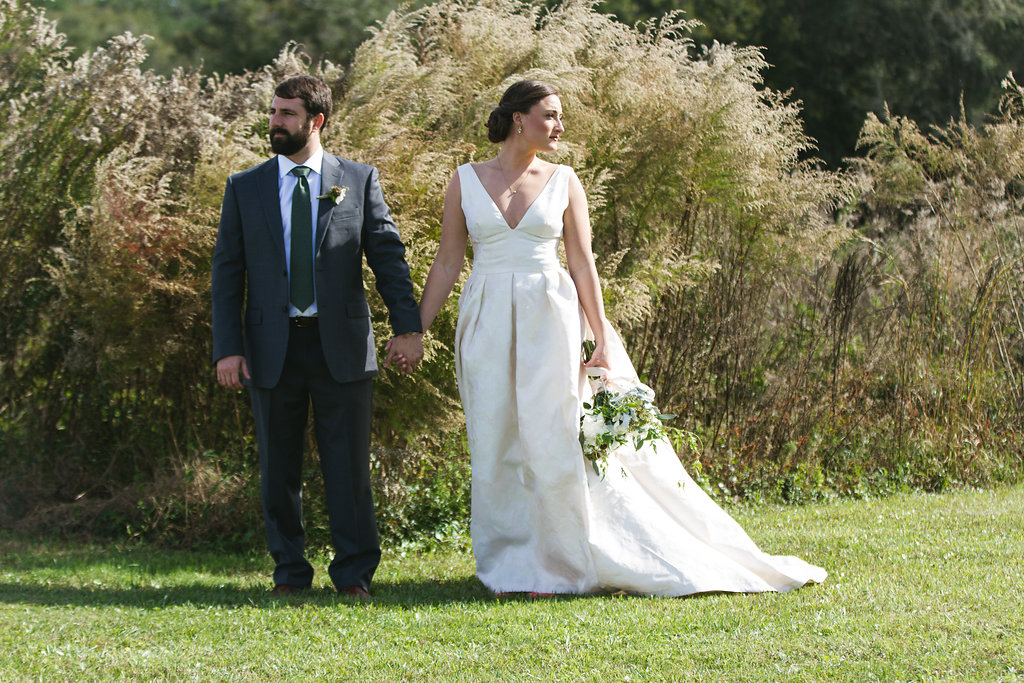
[{"left": 2, "top": 486, "right": 1022, "bottom": 681}]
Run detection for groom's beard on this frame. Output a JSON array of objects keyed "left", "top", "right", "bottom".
[{"left": 269, "top": 123, "right": 311, "bottom": 156}]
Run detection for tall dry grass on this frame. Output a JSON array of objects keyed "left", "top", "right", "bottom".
[{"left": 0, "top": 0, "right": 1020, "bottom": 546}]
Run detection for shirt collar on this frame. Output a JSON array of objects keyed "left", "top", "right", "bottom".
[{"left": 277, "top": 147, "right": 325, "bottom": 179}]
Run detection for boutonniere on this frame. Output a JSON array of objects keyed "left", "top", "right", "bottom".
[{"left": 317, "top": 185, "right": 348, "bottom": 205}]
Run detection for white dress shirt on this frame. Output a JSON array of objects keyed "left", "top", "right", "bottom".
[{"left": 278, "top": 149, "right": 324, "bottom": 317}]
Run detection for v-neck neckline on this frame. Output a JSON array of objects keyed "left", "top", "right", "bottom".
[{"left": 470, "top": 163, "right": 561, "bottom": 231}]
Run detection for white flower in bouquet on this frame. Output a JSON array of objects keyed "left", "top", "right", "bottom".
[{"left": 581, "top": 413, "right": 606, "bottom": 441}]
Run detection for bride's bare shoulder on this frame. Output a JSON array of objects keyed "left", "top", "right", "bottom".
[{"left": 469, "top": 158, "right": 500, "bottom": 172}]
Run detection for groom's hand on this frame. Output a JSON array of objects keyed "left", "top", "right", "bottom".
[
  {"left": 216, "top": 355, "right": 250, "bottom": 389},
  {"left": 384, "top": 333, "right": 424, "bottom": 374}
]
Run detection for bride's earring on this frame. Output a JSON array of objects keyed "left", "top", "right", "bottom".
[{"left": 517, "top": 125, "right": 522, "bottom": 134}]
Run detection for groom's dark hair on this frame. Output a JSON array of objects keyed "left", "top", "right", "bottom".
[{"left": 275, "top": 75, "right": 333, "bottom": 129}]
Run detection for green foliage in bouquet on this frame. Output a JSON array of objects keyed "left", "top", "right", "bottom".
[{"left": 580, "top": 382, "right": 674, "bottom": 477}]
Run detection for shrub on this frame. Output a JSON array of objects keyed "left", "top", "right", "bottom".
[{"left": 1, "top": 0, "right": 1021, "bottom": 548}]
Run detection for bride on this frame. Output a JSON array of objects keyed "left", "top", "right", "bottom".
[{"left": 414, "top": 79, "right": 827, "bottom": 596}]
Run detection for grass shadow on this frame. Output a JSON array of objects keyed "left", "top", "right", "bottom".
[
  {"left": 362, "top": 577, "right": 492, "bottom": 605},
  {"left": 0, "top": 581, "right": 273, "bottom": 609},
  {"left": 0, "top": 578, "right": 499, "bottom": 609},
  {"left": 0, "top": 535, "right": 726, "bottom": 609},
  {"left": 0, "top": 572, "right": 665, "bottom": 610},
  {"left": 0, "top": 535, "right": 265, "bottom": 576}
]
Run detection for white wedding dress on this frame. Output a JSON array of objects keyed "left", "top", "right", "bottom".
[{"left": 454, "top": 163, "right": 827, "bottom": 596}]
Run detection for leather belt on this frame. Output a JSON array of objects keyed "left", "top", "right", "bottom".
[{"left": 290, "top": 317, "right": 318, "bottom": 328}]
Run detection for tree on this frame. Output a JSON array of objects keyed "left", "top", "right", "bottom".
[
  {"left": 34, "top": 0, "right": 430, "bottom": 74},
  {"left": 600, "top": 0, "right": 1024, "bottom": 166}
]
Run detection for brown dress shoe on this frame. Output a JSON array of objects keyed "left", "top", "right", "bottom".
[
  {"left": 270, "top": 584, "right": 306, "bottom": 596},
  {"left": 339, "top": 585, "right": 371, "bottom": 600}
]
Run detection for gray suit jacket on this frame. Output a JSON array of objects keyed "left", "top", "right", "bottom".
[{"left": 211, "top": 154, "right": 421, "bottom": 388}]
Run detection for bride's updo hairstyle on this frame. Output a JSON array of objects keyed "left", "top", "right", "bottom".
[{"left": 486, "top": 80, "right": 560, "bottom": 143}]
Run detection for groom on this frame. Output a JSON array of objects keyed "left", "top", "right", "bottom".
[{"left": 212, "top": 75, "right": 423, "bottom": 598}]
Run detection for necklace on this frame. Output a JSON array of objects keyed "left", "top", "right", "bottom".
[{"left": 497, "top": 157, "right": 532, "bottom": 196}]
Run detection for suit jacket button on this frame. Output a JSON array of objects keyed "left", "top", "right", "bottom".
[
  {"left": 282, "top": 270, "right": 288, "bottom": 277},
  {"left": 281, "top": 306, "right": 288, "bottom": 313}
]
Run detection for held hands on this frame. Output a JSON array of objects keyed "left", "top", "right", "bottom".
[
  {"left": 216, "top": 355, "right": 250, "bottom": 390},
  {"left": 384, "top": 332, "right": 424, "bottom": 374}
]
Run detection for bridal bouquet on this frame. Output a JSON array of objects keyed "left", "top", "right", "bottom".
[{"left": 579, "top": 343, "right": 674, "bottom": 476}]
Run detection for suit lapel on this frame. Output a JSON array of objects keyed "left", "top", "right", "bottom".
[
  {"left": 317, "top": 154, "right": 347, "bottom": 254},
  {"left": 257, "top": 159, "right": 286, "bottom": 260}
]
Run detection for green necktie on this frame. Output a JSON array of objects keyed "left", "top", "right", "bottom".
[{"left": 289, "top": 166, "right": 314, "bottom": 312}]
